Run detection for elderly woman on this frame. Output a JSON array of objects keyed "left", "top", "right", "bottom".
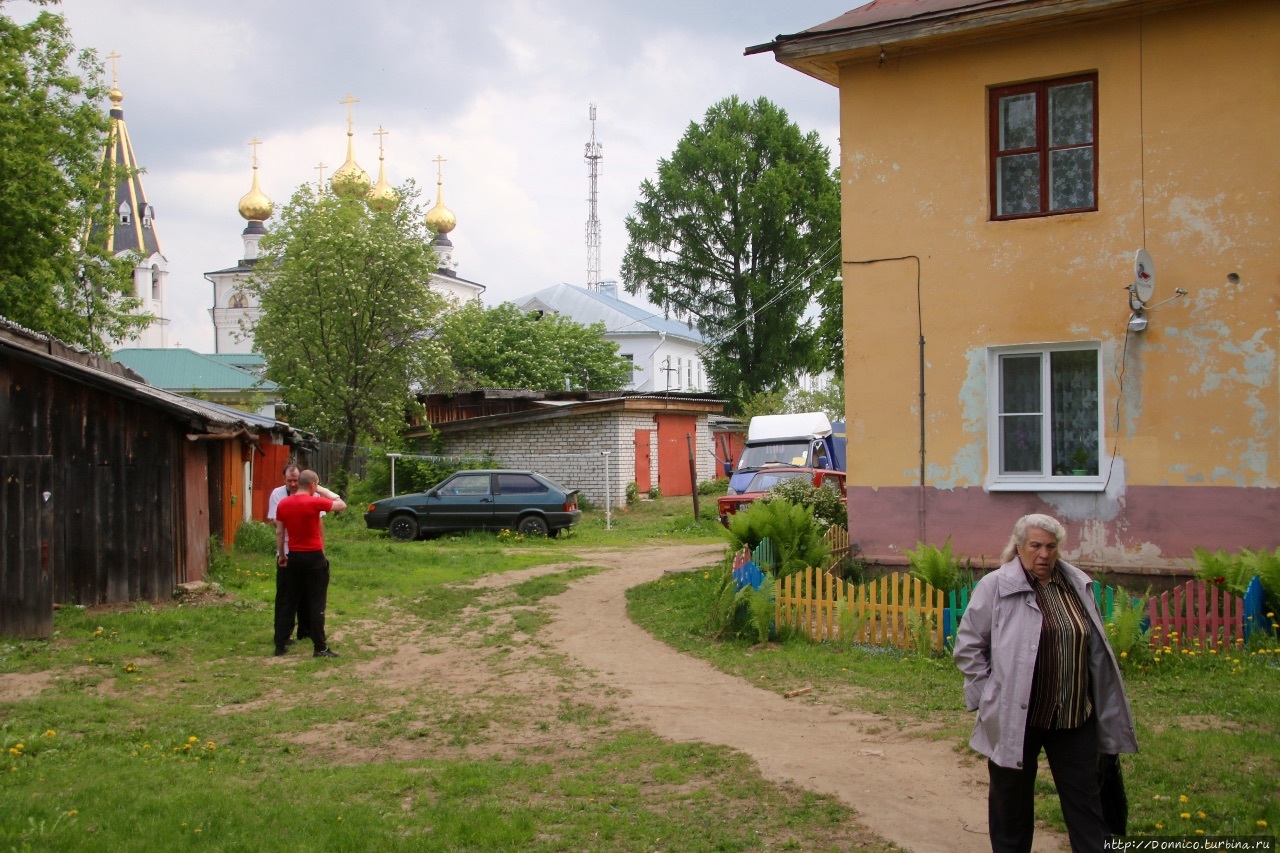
[{"left": 954, "top": 514, "right": 1137, "bottom": 853}]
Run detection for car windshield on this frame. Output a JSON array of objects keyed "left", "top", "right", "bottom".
[
  {"left": 744, "top": 470, "right": 810, "bottom": 493},
  {"left": 738, "top": 441, "right": 810, "bottom": 469}
]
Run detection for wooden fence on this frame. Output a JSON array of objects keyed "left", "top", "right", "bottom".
[
  {"left": 1148, "top": 578, "right": 1246, "bottom": 649},
  {"left": 776, "top": 567, "right": 947, "bottom": 650},
  {"left": 729, "top": 538, "right": 1259, "bottom": 651}
]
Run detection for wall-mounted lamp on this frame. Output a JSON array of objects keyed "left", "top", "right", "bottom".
[{"left": 1127, "top": 311, "right": 1148, "bottom": 333}]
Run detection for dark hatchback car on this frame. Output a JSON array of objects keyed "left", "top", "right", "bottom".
[{"left": 364, "top": 469, "right": 582, "bottom": 540}]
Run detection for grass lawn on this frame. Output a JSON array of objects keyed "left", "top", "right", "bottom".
[
  {"left": 626, "top": 568, "right": 1280, "bottom": 840},
  {"left": 1, "top": 499, "right": 885, "bottom": 852}
]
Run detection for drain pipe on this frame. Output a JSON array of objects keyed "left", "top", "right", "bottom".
[{"left": 842, "top": 256, "right": 926, "bottom": 544}]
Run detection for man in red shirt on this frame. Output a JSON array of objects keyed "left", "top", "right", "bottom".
[{"left": 274, "top": 469, "right": 346, "bottom": 658}]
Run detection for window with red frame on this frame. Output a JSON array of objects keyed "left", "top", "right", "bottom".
[{"left": 990, "top": 74, "right": 1097, "bottom": 219}]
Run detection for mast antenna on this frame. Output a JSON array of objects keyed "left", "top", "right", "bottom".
[{"left": 584, "top": 103, "right": 603, "bottom": 291}]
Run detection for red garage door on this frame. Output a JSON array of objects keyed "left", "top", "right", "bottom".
[{"left": 654, "top": 414, "right": 696, "bottom": 496}]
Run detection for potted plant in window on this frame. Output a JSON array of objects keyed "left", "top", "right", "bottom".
[{"left": 1069, "top": 447, "right": 1091, "bottom": 476}]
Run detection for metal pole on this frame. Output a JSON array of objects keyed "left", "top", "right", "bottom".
[
  {"left": 388, "top": 453, "right": 402, "bottom": 496},
  {"left": 602, "top": 450, "right": 612, "bottom": 530}
]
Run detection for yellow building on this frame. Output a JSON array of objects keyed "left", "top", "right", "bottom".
[{"left": 751, "top": 0, "right": 1278, "bottom": 571}]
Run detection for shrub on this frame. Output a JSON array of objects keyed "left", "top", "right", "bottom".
[
  {"left": 233, "top": 520, "right": 277, "bottom": 556},
  {"left": 647, "top": 484, "right": 662, "bottom": 500},
  {"left": 699, "top": 477, "right": 729, "bottom": 496},
  {"left": 625, "top": 481, "right": 640, "bottom": 505},
  {"left": 726, "top": 499, "right": 830, "bottom": 579},
  {"left": 762, "top": 478, "right": 846, "bottom": 529}
]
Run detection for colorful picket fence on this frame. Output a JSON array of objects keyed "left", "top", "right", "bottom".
[
  {"left": 1147, "top": 578, "right": 1246, "bottom": 649},
  {"left": 776, "top": 567, "right": 947, "bottom": 650}
]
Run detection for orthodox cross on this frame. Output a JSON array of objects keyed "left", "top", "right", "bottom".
[
  {"left": 314, "top": 161, "right": 327, "bottom": 191},
  {"left": 373, "top": 126, "right": 389, "bottom": 158},
  {"left": 247, "top": 137, "right": 262, "bottom": 168},
  {"left": 432, "top": 154, "right": 447, "bottom": 185},
  {"left": 339, "top": 93, "right": 359, "bottom": 135},
  {"left": 106, "top": 51, "right": 122, "bottom": 86}
]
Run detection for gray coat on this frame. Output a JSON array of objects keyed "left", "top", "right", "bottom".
[{"left": 953, "top": 557, "right": 1139, "bottom": 769}]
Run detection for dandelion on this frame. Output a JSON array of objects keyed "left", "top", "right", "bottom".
[
  {"left": 1197, "top": 811, "right": 1205, "bottom": 818},
  {"left": 1195, "top": 829, "right": 1204, "bottom": 836},
  {"left": 44, "top": 730, "right": 55, "bottom": 737},
  {"left": 1180, "top": 813, "right": 1191, "bottom": 820},
  {"left": 1155, "top": 823, "right": 1164, "bottom": 830},
  {"left": 1120, "top": 651, "right": 1128, "bottom": 658},
  {"left": 188, "top": 736, "right": 199, "bottom": 743},
  {"left": 1180, "top": 795, "right": 1189, "bottom": 803},
  {"left": 66, "top": 810, "right": 77, "bottom": 817},
  {"left": 1259, "top": 820, "right": 1269, "bottom": 828}
]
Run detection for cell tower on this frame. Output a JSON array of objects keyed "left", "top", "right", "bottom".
[{"left": 584, "top": 103, "right": 603, "bottom": 291}]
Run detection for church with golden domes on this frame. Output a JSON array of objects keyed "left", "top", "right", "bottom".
[{"left": 204, "top": 93, "right": 486, "bottom": 354}]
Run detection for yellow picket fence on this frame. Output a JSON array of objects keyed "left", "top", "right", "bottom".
[
  {"left": 775, "top": 568, "right": 947, "bottom": 650},
  {"left": 822, "top": 525, "right": 852, "bottom": 572}
]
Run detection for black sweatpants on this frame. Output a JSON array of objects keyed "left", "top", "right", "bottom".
[
  {"left": 273, "top": 562, "right": 311, "bottom": 639},
  {"left": 987, "top": 715, "right": 1107, "bottom": 853},
  {"left": 274, "top": 550, "right": 330, "bottom": 653}
]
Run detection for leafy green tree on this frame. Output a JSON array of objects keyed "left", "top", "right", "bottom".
[
  {"left": 246, "top": 183, "right": 453, "bottom": 478},
  {"left": 434, "top": 301, "right": 633, "bottom": 391},
  {"left": 0, "top": 3, "right": 148, "bottom": 350},
  {"left": 621, "top": 96, "right": 841, "bottom": 409}
]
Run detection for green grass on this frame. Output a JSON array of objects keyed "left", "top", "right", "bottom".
[
  {"left": 0, "top": 500, "right": 875, "bottom": 852},
  {"left": 626, "top": 569, "right": 1280, "bottom": 839}
]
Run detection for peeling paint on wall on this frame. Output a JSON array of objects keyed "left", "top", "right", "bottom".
[
  {"left": 926, "top": 348, "right": 986, "bottom": 489},
  {"left": 1042, "top": 457, "right": 1127, "bottom": 523}
]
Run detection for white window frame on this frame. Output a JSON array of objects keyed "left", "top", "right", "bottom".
[{"left": 985, "top": 340, "right": 1105, "bottom": 492}]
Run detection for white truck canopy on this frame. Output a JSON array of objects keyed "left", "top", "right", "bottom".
[{"left": 746, "top": 412, "right": 832, "bottom": 441}]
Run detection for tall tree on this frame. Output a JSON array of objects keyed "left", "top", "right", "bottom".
[
  {"left": 621, "top": 96, "right": 840, "bottom": 410},
  {"left": 434, "top": 301, "right": 633, "bottom": 392},
  {"left": 0, "top": 3, "right": 147, "bottom": 350},
  {"left": 247, "top": 184, "right": 453, "bottom": 477}
]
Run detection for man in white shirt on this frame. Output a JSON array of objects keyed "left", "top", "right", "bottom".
[{"left": 267, "top": 464, "right": 310, "bottom": 643}]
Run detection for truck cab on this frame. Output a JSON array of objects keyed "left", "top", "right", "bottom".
[{"left": 727, "top": 413, "right": 846, "bottom": 495}]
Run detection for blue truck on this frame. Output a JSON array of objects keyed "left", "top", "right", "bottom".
[{"left": 727, "top": 412, "right": 847, "bottom": 495}]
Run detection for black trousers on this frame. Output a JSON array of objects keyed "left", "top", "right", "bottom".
[
  {"left": 274, "top": 550, "right": 329, "bottom": 653},
  {"left": 273, "top": 562, "right": 312, "bottom": 639},
  {"left": 988, "top": 716, "right": 1107, "bottom": 853}
]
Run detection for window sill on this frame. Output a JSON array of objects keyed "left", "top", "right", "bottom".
[{"left": 987, "top": 478, "right": 1105, "bottom": 493}]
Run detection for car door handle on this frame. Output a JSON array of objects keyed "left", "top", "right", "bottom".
[{"left": 480, "top": 497, "right": 493, "bottom": 503}]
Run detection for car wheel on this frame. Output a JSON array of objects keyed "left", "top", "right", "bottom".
[
  {"left": 517, "top": 515, "right": 549, "bottom": 537},
  {"left": 388, "top": 514, "right": 419, "bottom": 541}
]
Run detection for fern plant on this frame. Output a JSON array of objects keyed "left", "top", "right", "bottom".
[
  {"left": 1192, "top": 545, "right": 1280, "bottom": 616},
  {"left": 1105, "top": 590, "right": 1151, "bottom": 662},
  {"left": 743, "top": 572, "right": 776, "bottom": 645},
  {"left": 836, "top": 594, "right": 870, "bottom": 648},
  {"left": 905, "top": 609, "right": 936, "bottom": 656},
  {"left": 726, "top": 499, "right": 830, "bottom": 579},
  {"left": 905, "top": 537, "right": 965, "bottom": 592}
]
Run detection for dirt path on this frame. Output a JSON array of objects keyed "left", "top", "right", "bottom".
[{"left": 542, "top": 542, "right": 1067, "bottom": 853}]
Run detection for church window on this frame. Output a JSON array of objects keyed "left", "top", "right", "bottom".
[
  {"left": 118, "top": 201, "right": 132, "bottom": 224},
  {"left": 142, "top": 205, "right": 154, "bottom": 227}
]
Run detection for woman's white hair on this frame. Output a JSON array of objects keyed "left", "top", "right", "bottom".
[{"left": 1000, "top": 513, "right": 1067, "bottom": 564}]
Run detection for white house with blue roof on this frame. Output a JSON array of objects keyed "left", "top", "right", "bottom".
[{"left": 515, "top": 282, "right": 708, "bottom": 393}]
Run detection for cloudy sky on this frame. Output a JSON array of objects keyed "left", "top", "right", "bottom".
[{"left": 12, "top": 0, "right": 860, "bottom": 351}]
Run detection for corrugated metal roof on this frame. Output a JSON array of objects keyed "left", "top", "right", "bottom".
[
  {"left": 514, "top": 283, "right": 705, "bottom": 343},
  {"left": 111, "top": 347, "right": 277, "bottom": 392}
]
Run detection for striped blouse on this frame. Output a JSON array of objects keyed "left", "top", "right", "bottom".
[{"left": 1026, "top": 565, "right": 1093, "bottom": 729}]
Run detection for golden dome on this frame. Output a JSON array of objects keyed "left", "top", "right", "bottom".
[
  {"left": 425, "top": 179, "right": 456, "bottom": 233},
  {"left": 367, "top": 127, "right": 398, "bottom": 212},
  {"left": 109, "top": 86, "right": 124, "bottom": 106},
  {"left": 238, "top": 163, "right": 273, "bottom": 222},
  {"left": 331, "top": 133, "right": 370, "bottom": 199}
]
